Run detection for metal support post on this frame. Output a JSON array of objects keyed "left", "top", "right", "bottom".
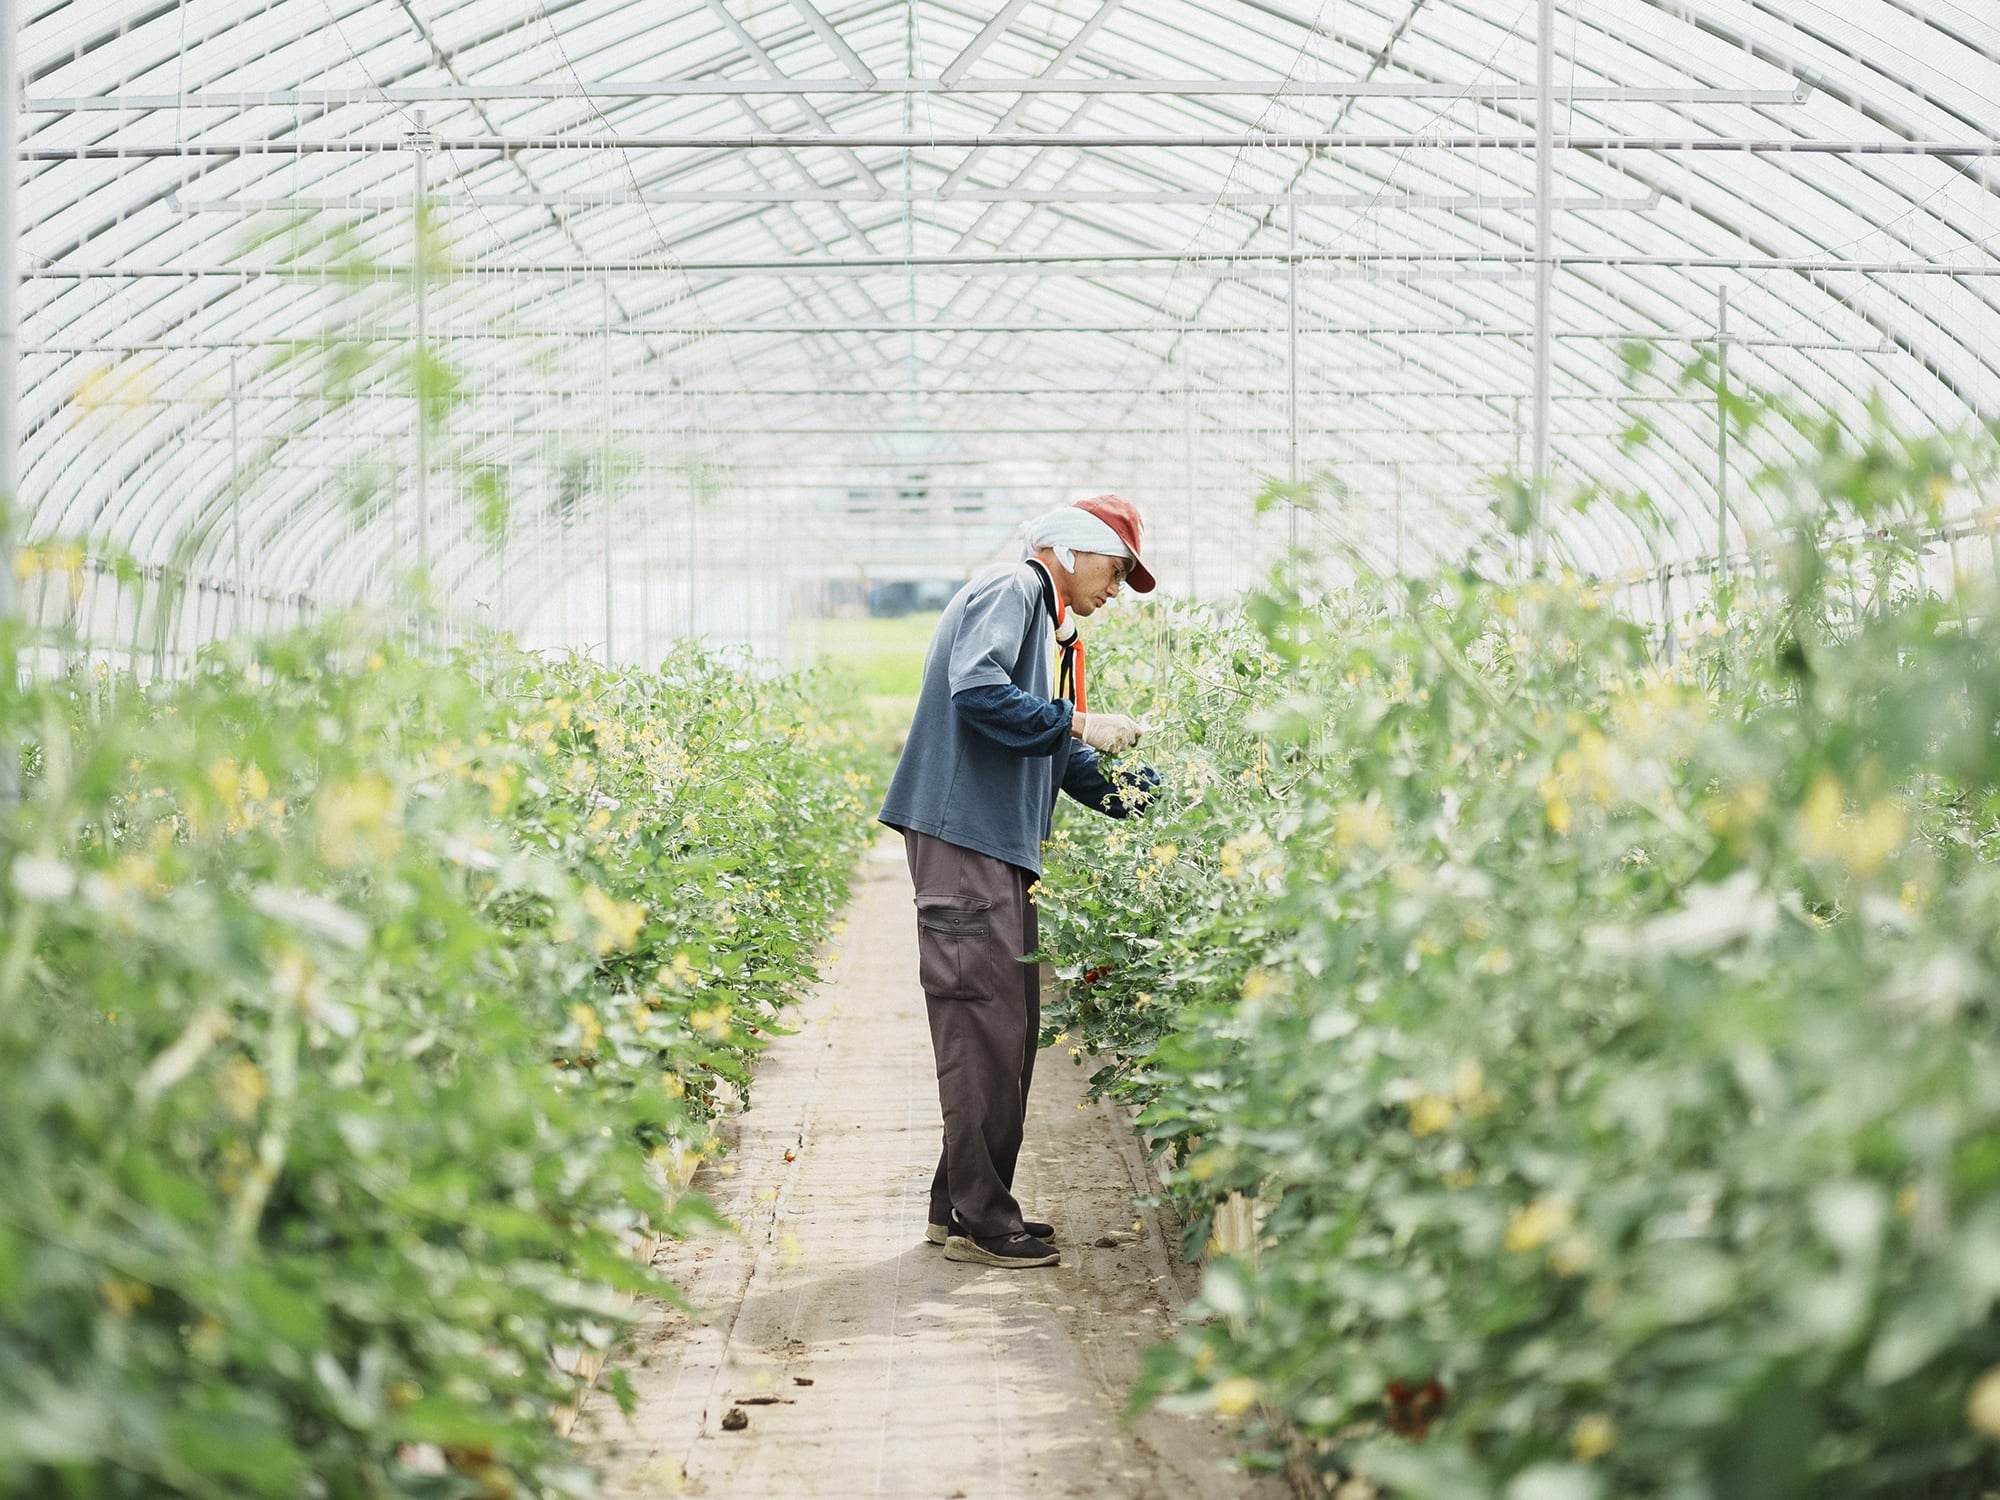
[
  {"left": 1182, "top": 329, "right": 1196, "bottom": 599},
  {"left": 497, "top": 519, "right": 510, "bottom": 639},
  {"left": 602, "top": 275, "right": 615, "bottom": 663},
  {"left": 686, "top": 467, "right": 698, "bottom": 639},
  {"left": 639, "top": 498, "right": 653, "bottom": 667},
  {"left": 1286, "top": 195, "right": 1299, "bottom": 561},
  {"left": 1394, "top": 459, "right": 1404, "bottom": 577},
  {"left": 0, "top": 0, "right": 18, "bottom": 752},
  {"left": 1715, "top": 286, "right": 1730, "bottom": 563},
  {"left": 409, "top": 112, "right": 431, "bottom": 580},
  {"left": 229, "top": 352, "right": 244, "bottom": 633},
  {"left": 1660, "top": 568, "right": 1674, "bottom": 664},
  {"left": 1529, "top": 0, "right": 1555, "bottom": 570}
]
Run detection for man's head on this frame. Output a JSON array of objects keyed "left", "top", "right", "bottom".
[
  {"left": 1021, "top": 494, "right": 1154, "bottom": 616},
  {"left": 1037, "top": 547, "right": 1132, "bottom": 617}
]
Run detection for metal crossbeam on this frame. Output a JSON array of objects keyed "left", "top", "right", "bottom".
[
  {"left": 25, "top": 252, "right": 1999, "bottom": 276},
  {"left": 172, "top": 190, "right": 1660, "bottom": 211},
  {"left": 26, "top": 327, "right": 1886, "bottom": 348},
  {"left": 25, "top": 82, "right": 1815, "bottom": 109},
  {"left": 783, "top": 0, "right": 876, "bottom": 84},
  {"left": 23, "top": 133, "right": 1996, "bottom": 158},
  {"left": 110, "top": 385, "right": 1724, "bottom": 401},
  {"left": 941, "top": 0, "right": 1038, "bottom": 87},
  {"left": 165, "top": 423, "right": 1634, "bottom": 437},
  {"left": 218, "top": 452, "right": 1490, "bottom": 470}
]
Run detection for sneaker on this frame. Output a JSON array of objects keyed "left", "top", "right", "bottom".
[
  {"left": 926, "top": 1216, "right": 1054, "bottom": 1245},
  {"left": 942, "top": 1232, "right": 1061, "bottom": 1268}
]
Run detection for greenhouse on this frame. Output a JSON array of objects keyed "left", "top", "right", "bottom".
[{"left": 4, "top": 0, "right": 2000, "bottom": 1494}]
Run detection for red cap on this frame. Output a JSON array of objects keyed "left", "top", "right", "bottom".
[{"left": 1073, "top": 493, "right": 1155, "bottom": 593}]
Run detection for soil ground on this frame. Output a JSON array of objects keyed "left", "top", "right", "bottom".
[{"left": 576, "top": 835, "right": 1285, "bottom": 1500}]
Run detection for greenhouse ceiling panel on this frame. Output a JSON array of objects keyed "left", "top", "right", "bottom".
[{"left": 12, "top": 0, "right": 2000, "bottom": 654}]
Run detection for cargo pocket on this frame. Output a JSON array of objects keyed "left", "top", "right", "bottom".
[{"left": 915, "top": 896, "right": 993, "bottom": 1000}]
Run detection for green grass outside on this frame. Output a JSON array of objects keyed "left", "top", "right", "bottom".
[{"left": 789, "top": 612, "right": 939, "bottom": 747}]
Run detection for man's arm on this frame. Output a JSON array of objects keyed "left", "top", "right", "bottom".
[
  {"left": 1060, "top": 743, "right": 1159, "bottom": 819},
  {"left": 953, "top": 682, "right": 1075, "bottom": 756}
]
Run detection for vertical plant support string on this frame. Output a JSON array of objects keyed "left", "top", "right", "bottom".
[
  {"left": 1287, "top": 194, "right": 1299, "bottom": 563},
  {"left": 410, "top": 111, "right": 431, "bottom": 583},
  {"left": 1716, "top": 285, "right": 1731, "bottom": 565},
  {"left": 1530, "top": 0, "right": 1555, "bottom": 571},
  {"left": 230, "top": 351, "right": 244, "bottom": 635},
  {"left": 603, "top": 274, "right": 615, "bottom": 664}
]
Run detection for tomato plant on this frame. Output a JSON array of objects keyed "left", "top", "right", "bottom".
[
  {"left": 1041, "top": 411, "right": 2000, "bottom": 1497},
  {"left": 0, "top": 622, "right": 875, "bottom": 1498}
]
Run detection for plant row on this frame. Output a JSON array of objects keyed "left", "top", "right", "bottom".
[
  {"left": 1039, "top": 418, "right": 2000, "bottom": 1498},
  {"left": 0, "top": 622, "right": 875, "bottom": 1498}
]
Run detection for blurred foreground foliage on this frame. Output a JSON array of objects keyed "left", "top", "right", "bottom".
[
  {"left": 0, "top": 624, "right": 874, "bottom": 1497},
  {"left": 1040, "top": 410, "right": 2000, "bottom": 1497}
]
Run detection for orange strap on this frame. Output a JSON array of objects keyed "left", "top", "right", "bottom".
[
  {"left": 1058, "top": 627, "right": 1087, "bottom": 714},
  {"left": 1029, "top": 556, "right": 1087, "bottom": 715}
]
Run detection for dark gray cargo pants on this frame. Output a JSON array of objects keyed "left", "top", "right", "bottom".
[{"left": 902, "top": 828, "right": 1040, "bottom": 1240}]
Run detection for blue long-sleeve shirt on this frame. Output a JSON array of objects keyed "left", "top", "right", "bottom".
[{"left": 953, "top": 683, "right": 1157, "bottom": 819}]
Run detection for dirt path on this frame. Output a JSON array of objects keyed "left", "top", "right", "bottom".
[{"left": 576, "top": 835, "right": 1284, "bottom": 1500}]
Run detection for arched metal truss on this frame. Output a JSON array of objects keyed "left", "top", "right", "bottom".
[{"left": 10, "top": 0, "right": 2000, "bottom": 658}]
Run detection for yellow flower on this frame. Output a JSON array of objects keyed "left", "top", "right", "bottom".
[
  {"left": 1408, "top": 1094, "right": 1455, "bottom": 1137},
  {"left": 1967, "top": 1366, "right": 2000, "bottom": 1439},
  {"left": 317, "top": 774, "right": 399, "bottom": 868},
  {"left": 570, "top": 1003, "right": 603, "bottom": 1052},
  {"left": 214, "top": 1055, "right": 268, "bottom": 1122},
  {"left": 1573, "top": 1413, "right": 1616, "bottom": 1460},
  {"left": 99, "top": 1276, "right": 153, "bottom": 1317},
  {"left": 1849, "top": 800, "right": 1909, "bottom": 875},
  {"left": 1454, "top": 1060, "right": 1500, "bottom": 1117},
  {"left": 1549, "top": 1232, "right": 1598, "bottom": 1277},
  {"left": 689, "top": 1004, "right": 733, "bottom": 1040},
  {"left": 206, "top": 759, "right": 243, "bottom": 822},
  {"left": 1706, "top": 776, "right": 1769, "bottom": 834},
  {"left": 1218, "top": 830, "right": 1273, "bottom": 881},
  {"left": 1210, "top": 1377, "right": 1260, "bottom": 1417},
  {"left": 581, "top": 884, "right": 646, "bottom": 952},
  {"left": 1795, "top": 773, "right": 1907, "bottom": 876},
  {"left": 1334, "top": 799, "right": 1393, "bottom": 852},
  {"left": 1539, "top": 776, "right": 1573, "bottom": 835},
  {"left": 1505, "top": 1195, "right": 1573, "bottom": 1254},
  {"left": 1240, "top": 968, "right": 1280, "bottom": 1001},
  {"left": 1796, "top": 774, "right": 1845, "bottom": 856},
  {"left": 1152, "top": 843, "right": 1178, "bottom": 865}
]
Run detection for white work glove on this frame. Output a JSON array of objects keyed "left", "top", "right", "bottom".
[{"left": 1077, "top": 712, "right": 1145, "bottom": 755}]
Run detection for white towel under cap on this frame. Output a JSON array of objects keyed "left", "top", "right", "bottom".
[{"left": 1018, "top": 505, "right": 1131, "bottom": 574}]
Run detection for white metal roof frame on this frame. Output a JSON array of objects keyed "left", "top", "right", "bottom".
[{"left": 7, "top": 0, "right": 1999, "bottom": 644}]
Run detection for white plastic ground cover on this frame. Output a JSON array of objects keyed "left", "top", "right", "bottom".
[{"left": 14, "top": 0, "right": 2000, "bottom": 654}]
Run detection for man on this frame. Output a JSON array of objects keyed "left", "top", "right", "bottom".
[{"left": 879, "top": 494, "right": 1158, "bottom": 1269}]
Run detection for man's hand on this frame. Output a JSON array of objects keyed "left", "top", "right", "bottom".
[{"left": 1076, "top": 712, "right": 1145, "bottom": 755}]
